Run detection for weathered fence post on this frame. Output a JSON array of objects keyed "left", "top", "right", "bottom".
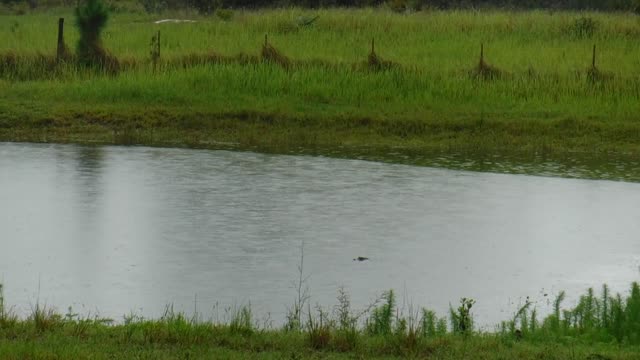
[
  {"left": 56, "top": 18, "right": 65, "bottom": 61},
  {"left": 592, "top": 44, "right": 596, "bottom": 69},
  {"left": 480, "top": 43, "right": 484, "bottom": 65},
  {"left": 371, "top": 38, "right": 375, "bottom": 54},
  {"left": 151, "top": 30, "right": 161, "bottom": 73}
]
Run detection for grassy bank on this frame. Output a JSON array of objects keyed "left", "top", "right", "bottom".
[
  {"left": 3, "top": 283, "right": 640, "bottom": 359},
  {"left": 1, "top": 8, "right": 640, "bottom": 174}
]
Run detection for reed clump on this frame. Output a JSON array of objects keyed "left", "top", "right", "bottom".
[
  {"left": 500, "top": 283, "right": 640, "bottom": 344},
  {"left": 564, "top": 16, "right": 599, "bottom": 39}
]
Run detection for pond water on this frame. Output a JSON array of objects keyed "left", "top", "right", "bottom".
[{"left": 1, "top": 142, "right": 639, "bottom": 328}]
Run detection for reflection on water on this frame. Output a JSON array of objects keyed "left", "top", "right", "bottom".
[{"left": 0, "top": 142, "right": 639, "bottom": 329}]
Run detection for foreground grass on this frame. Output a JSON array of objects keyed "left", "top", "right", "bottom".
[
  {"left": 1, "top": 8, "right": 639, "bottom": 175},
  {"left": 1, "top": 332, "right": 638, "bottom": 359},
  {"left": 3, "top": 284, "right": 640, "bottom": 359}
]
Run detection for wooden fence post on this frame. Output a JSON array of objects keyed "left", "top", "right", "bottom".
[{"left": 56, "top": 18, "right": 64, "bottom": 61}]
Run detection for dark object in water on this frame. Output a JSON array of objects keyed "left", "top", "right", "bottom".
[{"left": 353, "top": 257, "right": 369, "bottom": 261}]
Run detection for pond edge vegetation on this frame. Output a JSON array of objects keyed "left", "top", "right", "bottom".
[{"left": 3, "top": 280, "right": 640, "bottom": 358}]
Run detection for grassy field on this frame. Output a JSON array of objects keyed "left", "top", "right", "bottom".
[
  {"left": 3, "top": 283, "right": 640, "bottom": 359},
  {"left": 1, "top": 7, "right": 640, "bottom": 175}
]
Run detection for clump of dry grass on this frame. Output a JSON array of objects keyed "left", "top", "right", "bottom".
[
  {"left": 365, "top": 39, "right": 396, "bottom": 71},
  {"left": 96, "top": 51, "right": 120, "bottom": 74},
  {"left": 57, "top": 42, "right": 73, "bottom": 63},
  {"left": 261, "top": 35, "right": 291, "bottom": 69},
  {"left": 586, "top": 67, "right": 613, "bottom": 84},
  {"left": 0, "top": 50, "right": 123, "bottom": 80},
  {"left": 586, "top": 45, "right": 613, "bottom": 84},
  {"left": 0, "top": 52, "right": 59, "bottom": 80},
  {"left": 470, "top": 44, "right": 502, "bottom": 80}
]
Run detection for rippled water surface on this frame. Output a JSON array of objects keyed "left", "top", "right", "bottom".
[{"left": 1, "top": 142, "right": 639, "bottom": 327}]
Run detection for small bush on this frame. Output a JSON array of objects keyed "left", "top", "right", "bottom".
[
  {"left": 275, "top": 20, "right": 299, "bottom": 34},
  {"left": 215, "top": 8, "right": 233, "bottom": 21},
  {"left": 191, "top": 0, "right": 220, "bottom": 15},
  {"left": 75, "top": 0, "right": 110, "bottom": 65},
  {"left": 11, "top": 2, "right": 29, "bottom": 15},
  {"left": 565, "top": 17, "right": 598, "bottom": 39},
  {"left": 387, "top": 0, "right": 406, "bottom": 12},
  {"left": 139, "top": 0, "right": 167, "bottom": 13}
]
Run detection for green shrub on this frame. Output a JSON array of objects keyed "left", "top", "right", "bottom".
[
  {"left": 191, "top": 0, "right": 220, "bottom": 15},
  {"left": 75, "top": 0, "right": 109, "bottom": 64},
  {"left": 139, "top": 0, "right": 167, "bottom": 13},
  {"left": 387, "top": 0, "right": 406, "bottom": 12},
  {"left": 215, "top": 8, "right": 233, "bottom": 20},
  {"left": 565, "top": 16, "right": 598, "bottom": 38}
]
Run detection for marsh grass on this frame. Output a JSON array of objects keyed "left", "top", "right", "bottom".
[
  {"left": 30, "top": 302, "right": 62, "bottom": 333},
  {"left": 229, "top": 305, "right": 254, "bottom": 336},
  {"left": 498, "top": 283, "right": 640, "bottom": 345},
  {"left": 0, "top": 284, "right": 18, "bottom": 329}
]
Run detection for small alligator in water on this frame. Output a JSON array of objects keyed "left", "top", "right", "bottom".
[{"left": 353, "top": 257, "right": 369, "bottom": 261}]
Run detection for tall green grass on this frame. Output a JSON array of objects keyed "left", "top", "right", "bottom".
[
  {"left": 2, "top": 8, "right": 639, "bottom": 73},
  {"left": 501, "top": 283, "right": 640, "bottom": 344}
]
